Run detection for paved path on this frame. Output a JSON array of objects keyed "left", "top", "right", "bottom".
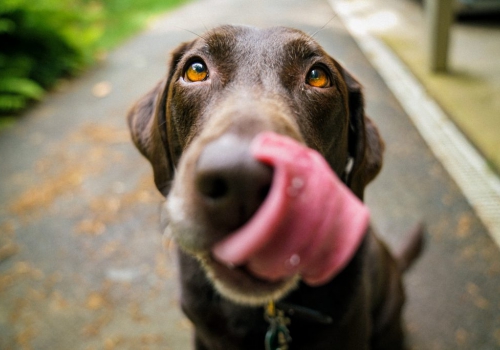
[{"left": 1, "top": 0, "right": 499, "bottom": 349}]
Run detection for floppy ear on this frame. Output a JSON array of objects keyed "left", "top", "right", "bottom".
[
  {"left": 340, "top": 67, "right": 385, "bottom": 200},
  {"left": 127, "top": 42, "right": 193, "bottom": 196}
]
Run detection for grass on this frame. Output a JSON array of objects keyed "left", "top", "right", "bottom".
[
  {"left": 95, "top": 0, "right": 190, "bottom": 51},
  {"left": 0, "top": 0, "right": 190, "bottom": 128}
]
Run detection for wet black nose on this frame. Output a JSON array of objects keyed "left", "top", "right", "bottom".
[{"left": 195, "top": 134, "right": 273, "bottom": 233}]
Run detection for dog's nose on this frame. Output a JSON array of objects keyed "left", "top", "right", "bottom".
[{"left": 195, "top": 134, "right": 273, "bottom": 233}]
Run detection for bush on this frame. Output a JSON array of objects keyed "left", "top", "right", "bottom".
[
  {"left": 0, "top": 0, "right": 189, "bottom": 118},
  {"left": 0, "top": 0, "right": 102, "bottom": 116}
]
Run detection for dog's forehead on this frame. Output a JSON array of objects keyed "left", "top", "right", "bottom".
[{"left": 197, "top": 25, "right": 324, "bottom": 63}]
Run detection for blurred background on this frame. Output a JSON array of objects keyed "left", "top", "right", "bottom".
[
  {"left": 1, "top": 0, "right": 499, "bottom": 349},
  {"left": 0, "top": 0, "right": 187, "bottom": 125}
]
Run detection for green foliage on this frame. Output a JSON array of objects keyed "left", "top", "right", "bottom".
[
  {"left": 0, "top": 0, "right": 101, "bottom": 116},
  {"left": 0, "top": 0, "right": 188, "bottom": 118},
  {"left": 94, "top": 0, "right": 188, "bottom": 50}
]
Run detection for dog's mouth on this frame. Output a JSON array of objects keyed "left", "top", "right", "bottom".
[
  {"left": 166, "top": 132, "right": 317, "bottom": 305},
  {"left": 196, "top": 252, "right": 300, "bottom": 306}
]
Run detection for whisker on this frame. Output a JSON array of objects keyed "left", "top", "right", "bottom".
[
  {"left": 174, "top": 25, "right": 207, "bottom": 40},
  {"left": 202, "top": 20, "right": 209, "bottom": 33},
  {"left": 310, "top": 15, "right": 338, "bottom": 38}
]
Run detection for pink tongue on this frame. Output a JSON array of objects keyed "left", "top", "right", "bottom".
[{"left": 212, "top": 132, "right": 369, "bottom": 285}]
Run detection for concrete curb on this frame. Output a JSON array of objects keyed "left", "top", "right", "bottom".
[{"left": 329, "top": 0, "right": 500, "bottom": 248}]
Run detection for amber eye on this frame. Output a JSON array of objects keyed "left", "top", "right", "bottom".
[
  {"left": 306, "top": 67, "right": 330, "bottom": 88},
  {"left": 185, "top": 61, "right": 208, "bottom": 82}
]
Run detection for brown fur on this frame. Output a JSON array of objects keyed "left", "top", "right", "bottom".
[{"left": 127, "top": 25, "right": 422, "bottom": 349}]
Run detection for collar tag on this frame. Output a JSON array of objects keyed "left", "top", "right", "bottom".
[{"left": 265, "top": 301, "right": 291, "bottom": 350}]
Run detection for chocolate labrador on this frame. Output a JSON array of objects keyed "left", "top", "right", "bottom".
[{"left": 127, "top": 25, "right": 423, "bottom": 350}]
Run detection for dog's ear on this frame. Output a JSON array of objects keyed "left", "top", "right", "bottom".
[
  {"left": 127, "top": 42, "right": 193, "bottom": 196},
  {"left": 340, "top": 67, "right": 385, "bottom": 200}
]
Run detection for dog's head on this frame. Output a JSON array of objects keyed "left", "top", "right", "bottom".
[{"left": 128, "top": 25, "right": 384, "bottom": 305}]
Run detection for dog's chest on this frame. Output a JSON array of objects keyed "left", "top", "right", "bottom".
[{"left": 178, "top": 250, "right": 371, "bottom": 350}]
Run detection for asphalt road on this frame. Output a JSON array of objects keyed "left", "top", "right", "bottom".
[{"left": 1, "top": 0, "right": 499, "bottom": 349}]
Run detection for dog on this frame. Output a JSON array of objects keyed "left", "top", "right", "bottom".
[{"left": 127, "top": 25, "right": 423, "bottom": 349}]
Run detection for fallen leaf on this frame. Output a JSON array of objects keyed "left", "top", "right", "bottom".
[
  {"left": 474, "top": 296, "right": 490, "bottom": 310},
  {"left": 455, "top": 328, "right": 468, "bottom": 345},
  {"left": 91, "top": 81, "right": 112, "bottom": 98},
  {"left": 140, "top": 334, "right": 163, "bottom": 345},
  {"left": 494, "top": 329, "right": 500, "bottom": 346},
  {"left": 75, "top": 219, "right": 106, "bottom": 236},
  {"left": 104, "top": 336, "right": 122, "bottom": 350},
  {"left": 15, "top": 326, "right": 37, "bottom": 348},
  {"left": 456, "top": 213, "right": 472, "bottom": 239},
  {"left": 0, "top": 241, "right": 20, "bottom": 262},
  {"left": 9, "top": 167, "right": 84, "bottom": 217},
  {"left": 86, "top": 292, "right": 106, "bottom": 310}
]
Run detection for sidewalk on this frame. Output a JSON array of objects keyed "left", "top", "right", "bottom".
[{"left": 1, "top": 0, "right": 499, "bottom": 349}]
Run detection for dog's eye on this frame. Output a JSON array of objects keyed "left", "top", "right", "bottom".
[
  {"left": 306, "top": 67, "right": 330, "bottom": 88},
  {"left": 185, "top": 61, "right": 208, "bottom": 82}
]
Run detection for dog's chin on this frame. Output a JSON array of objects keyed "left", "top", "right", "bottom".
[
  {"left": 195, "top": 253, "right": 300, "bottom": 306},
  {"left": 165, "top": 209, "right": 299, "bottom": 305}
]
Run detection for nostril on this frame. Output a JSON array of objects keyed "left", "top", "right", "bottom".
[
  {"left": 197, "top": 174, "right": 229, "bottom": 200},
  {"left": 258, "top": 183, "right": 271, "bottom": 203},
  {"left": 194, "top": 134, "right": 274, "bottom": 232}
]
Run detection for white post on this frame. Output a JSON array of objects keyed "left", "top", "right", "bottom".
[{"left": 427, "top": 0, "right": 454, "bottom": 72}]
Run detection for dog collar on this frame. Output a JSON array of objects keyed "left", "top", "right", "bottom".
[
  {"left": 264, "top": 300, "right": 332, "bottom": 349},
  {"left": 275, "top": 301, "right": 333, "bottom": 324}
]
